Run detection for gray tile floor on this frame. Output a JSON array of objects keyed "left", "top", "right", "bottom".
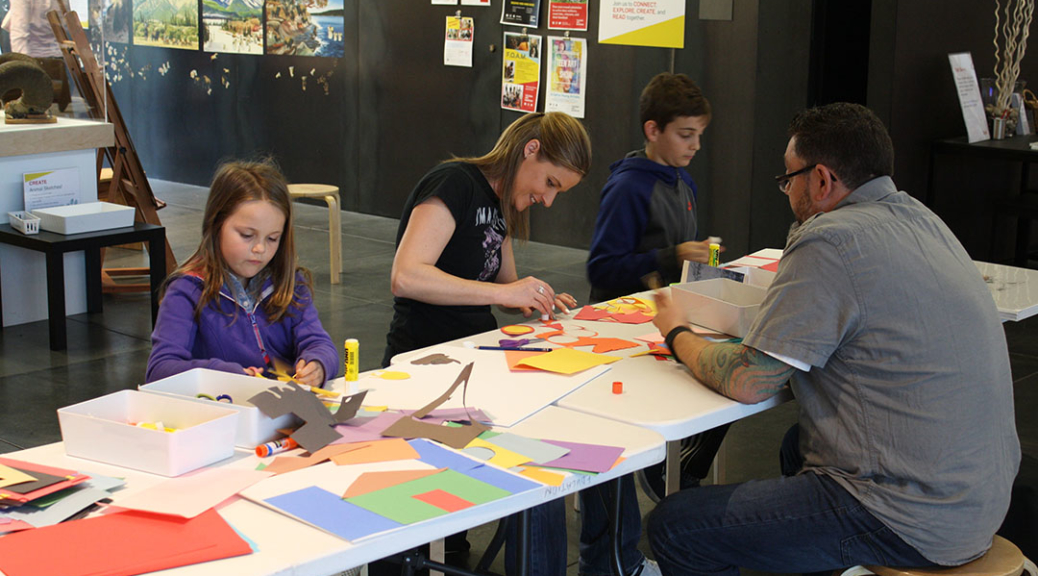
[{"left": 0, "top": 179, "right": 1035, "bottom": 575}]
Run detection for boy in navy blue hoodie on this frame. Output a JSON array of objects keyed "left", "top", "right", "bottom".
[
  {"left": 577, "top": 74, "right": 720, "bottom": 576},
  {"left": 587, "top": 73, "right": 717, "bottom": 302}
]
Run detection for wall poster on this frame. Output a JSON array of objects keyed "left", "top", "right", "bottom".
[
  {"left": 203, "top": 0, "right": 263, "bottom": 54},
  {"left": 598, "top": 0, "right": 684, "bottom": 48},
  {"left": 133, "top": 0, "right": 199, "bottom": 49},
  {"left": 501, "top": 31, "right": 542, "bottom": 113},
  {"left": 266, "top": 0, "right": 344, "bottom": 57},
  {"left": 545, "top": 35, "right": 586, "bottom": 118},
  {"left": 547, "top": 0, "right": 587, "bottom": 31},
  {"left": 500, "top": 0, "right": 541, "bottom": 27},
  {"left": 444, "top": 15, "right": 474, "bottom": 67}
]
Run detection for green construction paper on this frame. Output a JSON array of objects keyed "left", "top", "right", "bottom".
[{"left": 346, "top": 469, "right": 509, "bottom": 525}]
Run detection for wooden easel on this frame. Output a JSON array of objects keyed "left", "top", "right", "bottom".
[{"left": 46, "top": 7, "right": 177, "bottom": 291}]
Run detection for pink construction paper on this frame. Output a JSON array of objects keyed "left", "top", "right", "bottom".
[
  {"left": 114, "top": 468, "right": 273, "bottom": 518},
  {"left": 331, "top": 412, "right": 405, "bottom": 444},
  {"left": 540, "top": 440, "right": 625, "bottom": 473}
]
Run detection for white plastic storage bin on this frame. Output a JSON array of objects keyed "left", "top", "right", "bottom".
[
  {"left": 671, "top": 279, "right": 767, "bottom": 338},
  {"left": 140, "top": 368, "right": 300, "bottom": 448},
  {"left": 32, "top": 202, "right": 134, "bottom": 234},
  {"left": 57, "top": 390, "right": 238, "bottom": 476},
  {"left": 8, "top": 211, "right": 40, "bottom": 234}
]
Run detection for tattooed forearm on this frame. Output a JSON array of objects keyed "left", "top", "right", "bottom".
[{"left": 671, "top": 331, "right": 794, "bottom": 404}]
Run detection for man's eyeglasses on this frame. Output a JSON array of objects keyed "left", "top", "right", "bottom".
[{"left": 774, "top": 164, "right": 817, "bottom": 193}]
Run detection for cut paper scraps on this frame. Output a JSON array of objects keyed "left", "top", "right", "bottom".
[
  {"left": 410, "top": 353, "right": 459, "bottom": 365},
  {"left": 413, "top": 489, "right": 474, "bottom": 512},
  {"left": 342, "top": 468, "right": 444, "bottom": 498},
  {"left": 346, "top": 469, "right": 508, "bottom": 524},
  {"left": 0, "top": 458, "right": 90, "bottom": 506},
  {"left": 330, "top": 438, "right": 419, "bottom": 466},
  {"left": 515, "top": 347, "right": 622, "bottom": 375},
  {"left": 0, "top": 464, "right": 36, "bottom": 490},
  {"left": 0, "top": 508, "right": 251, "bottom": 576},
  {"left": 478, "top": 432, "right": 570, "bottom": 464},
  {"left": 504, "top": 349, "right": 547, "bottom": 372},
  {"left": 462, "top": 437, "right": 532, "bottom": 468},
  {"left": 265, "top": 486, "right": 403, "bottom": 542},
  {"left": 249, "top": 382, "right": 368, "bottom": 452},
  {"left": 551, "top": 335, "right": 639, "bottom": 354},
  {"left": 574, "top": 306, "right": 654, "bottom": 324},
  {"left": 112, "top": 468, "right": 272, "bottom": 518},
  {"left": 381, "top": 362, "right": 490, "bottom": 448},
  {"left": 501, "top": 324, "right": 535, "bottom": 336},
  {"left": 370, "top": 370, "right": 411, "bottom": 380},
  {"left": 517, "top": 466, "right": 565, "bottom": 486},
  {"left": 538, "top": 439, "right": 625, "bottom": 473}
]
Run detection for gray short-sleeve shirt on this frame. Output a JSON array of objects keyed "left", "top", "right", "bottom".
[{"left": 743, "top": 176, "right": 1020, "bottom": 565}]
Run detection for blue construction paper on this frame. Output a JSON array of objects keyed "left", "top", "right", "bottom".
[
  {"left": 408, "top": 439, "right": 480, "bottom": 472},
  {"left": 466, "top": 464, "right": 540, "bottom": 494},
  {"left": 265, "top": 486, "right": 402, "bottom": 541}
]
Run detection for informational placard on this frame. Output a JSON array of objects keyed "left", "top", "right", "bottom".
[
  {"left": 548, "top": 0, "right": 588, "bottom": 31},
  {"left": 598, "top": 0, "right": 684, "bottom": 48},
  {"left": 502, "top": 31, "right": 542, "bottom": 113},
  {"left": 948, "top": 52, "right": 990, "bottom": 143},
  {"left": 545, "top": 35, "right": 587, "bottom": 118},
  {"left": 431, "top": 0, "right": 457, "bottom": 4},
  {"left": 23, "top": 168, "right": 81, "bottom": 212},
  {"left": 501, "top": 0, "right": 541, "bottom": 27},
  {"left": 444, "top": 16, "right": 474, "bottom": 67},
  {"left": 460, "top": 0, "right": 489, "bottom": 5}
]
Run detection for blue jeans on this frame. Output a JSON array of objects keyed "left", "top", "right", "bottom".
[
  {"left": 647, "top": 425, "right": 936, "bottom": 576},
  {"left": 504, "top": 477, "right": 645, "bottom": 576}
]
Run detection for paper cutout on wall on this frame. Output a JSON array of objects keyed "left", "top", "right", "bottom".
[
  {"left": 381, "top": 363, "right": 489, "bottom": 448},
  {"left": 514, "top": 347, "right": 621, "bottom": 375},
  {"left": 249, "top": 382, "right": 368, "bottom": 452}
]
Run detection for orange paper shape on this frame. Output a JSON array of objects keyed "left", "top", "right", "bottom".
[
  {"left": 412, "top": 489, "right": 475, "bottom": 512},
  {"left": 573, "top": 306, "right": 611, "bottom": 321},
  {"left": 515, "top": 348, "right": 622, "bottom": 375},
  {"left": 343, "top": 468, "right": 445, "bottom": 498},
  {"left": 504, "top": 349, "right": 547, "bottom": 372},
  {"left": 610, "top": 312, "right": 655, "bottom": 324},
  {"left": 562, "top": 336, "right": 640, "bottom": 354},
  {"left": 517, "top": 467, "right": 565, "bottom": 486},
  {"left": 263, "top": 442, "right": 368, "bottom": 474},
  {"left": 761, "top": 260, "right": 780, "bottom": 272},
  {"left": 501, "top": 324, "right": 535, "bottom": 336},
  {"left": 330, "top": 438, "right": 420, "bottom": 466}
]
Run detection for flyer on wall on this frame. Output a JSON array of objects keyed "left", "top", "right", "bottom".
[
  {"left": 445, "top": 16, "right": 475, "bottom": 67},
  {"left": 501, "top": 0, "right": 542, "bottom": 27},
  {"left": 502, "top": 31, "right": 542, "bottom": 113},
  {"left": 461, "top": 0, "right": 490, "bottom": 5},
  {"left": 545, "top": 35, "right": 586, "bottom": 118},
  {"left": 548, "top": 0, "right": 588, "bottom": 31},
  {"left": 431, "top": 0, "right": 457, "bottom": 4},
  {"left": 598, "top": 0, "right": 685, "bottom": 48}
]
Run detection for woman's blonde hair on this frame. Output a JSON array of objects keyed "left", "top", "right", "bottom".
[
  {"left": 165, "top": 159, "right": 312, "bottom": 322},
  {"left": 453, "top": 112, "right": 591, "bottom": 239}
]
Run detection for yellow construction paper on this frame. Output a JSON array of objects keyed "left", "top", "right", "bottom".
[
  {"left": 515, "top": 348, "right": 622, "bottom": 375},
  {"left": 464, "top": 438, "right": 532, "bottom": 469},
  {"left": 0, "top": 464, "right": 36, "bottom": 490},
  {"left": 517, "top": 467, "right": 564, "bottom": 487},
  {"left": 373, "top": 370, "right": 411, "bottom": 380}
]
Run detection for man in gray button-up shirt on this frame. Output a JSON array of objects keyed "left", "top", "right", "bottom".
[{"left": 647, "top": 103, "right": 1020, "bottom": 576}]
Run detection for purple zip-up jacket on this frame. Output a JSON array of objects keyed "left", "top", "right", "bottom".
[{"left": 145, "top": 273, "right": 339, "bottom": 384}]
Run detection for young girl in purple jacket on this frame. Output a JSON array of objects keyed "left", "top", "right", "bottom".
[{"left": 145, "top": 160, "right": 338, "bottom": 387}]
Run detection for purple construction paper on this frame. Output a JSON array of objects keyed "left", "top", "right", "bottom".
[
  {"left": 407, "top": 439, "right": 481, "bottom": 472},
  {"left": 540, "top": 440, "right": 625, "bottom": 473},
  {"left": 265, "top": 486, "right": 402, "bottom": 541},
  {"left": 330, "top": 412, "right": 405, "bottom": 445}
]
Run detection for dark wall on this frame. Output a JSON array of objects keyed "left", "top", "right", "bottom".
[{"left": 868, "top": 0, "right": 1038, "bottom": 260}]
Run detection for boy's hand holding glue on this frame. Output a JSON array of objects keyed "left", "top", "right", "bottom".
[{"left": 676, "top": 236, "right": 724, "bottom": 265}]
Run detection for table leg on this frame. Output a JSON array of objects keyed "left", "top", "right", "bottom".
[
  {"left": 607, "top": 478, "right": 626, "bottom": 576},
  {"left": 429, "top": 538, "right": 444, "bottom": 576},
  {"left": 514, "top": 508, "right": 529, "bottom": 576},
  {"left": 148, "top": 230, "right": 167, "bottom": 325},
  {"left": 664, "top": 439, "right": 681, "bottom": 496},
  {"left": 85, "top": 248, "right": 103, "bottom": 314},
  {"left": 45, "top": 251, "right": 66, "bottom": 351}
]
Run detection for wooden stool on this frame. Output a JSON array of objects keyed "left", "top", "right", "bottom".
[
  {"left": 839, "top": 536, "right": 1036, "bottom": 576},
  {"left": 288, "top": 184, "right": 342, "bottom": 284}
]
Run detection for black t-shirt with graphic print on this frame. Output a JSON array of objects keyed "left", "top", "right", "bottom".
[{"left": 383, "top": 162, "right": 508, "bottom": 366}]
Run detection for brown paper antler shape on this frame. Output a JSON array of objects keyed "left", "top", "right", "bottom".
[
  {"left": 381, "top": 362, "right": 489, "bottom": 448},
  {"left": 249, "top": 383, "right": 368, "bottom": 453}
]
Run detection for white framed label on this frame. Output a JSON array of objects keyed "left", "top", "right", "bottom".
[{"left": 24, "top": 168, "right": 82, "bottom": 212}]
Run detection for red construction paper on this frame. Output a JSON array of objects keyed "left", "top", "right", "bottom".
[
  {"left": 0, "top": 508, "right": 251, "bottom": 576},
  {"left": 0, "top": 457, "right": 89, "bottom": 505},
  {"left": 573, "top": 306, "right": 611, "bottom": 321},
  {"left": 761, "top": 260, "right": 780, "bottom": 272},
  {"left": 412, "top": 489, "right": 474, "bottom": 512},
  {"left": 610, "top": 312, "right": 655, "bottom": 324}
]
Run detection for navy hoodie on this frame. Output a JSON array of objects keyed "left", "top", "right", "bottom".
[{"left": 587, "top": 150, "right": 698, "bottom": 302}]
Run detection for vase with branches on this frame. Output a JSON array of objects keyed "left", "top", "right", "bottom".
[{"left": 989, "top": 0, "right": 1035, "bottom": 132}]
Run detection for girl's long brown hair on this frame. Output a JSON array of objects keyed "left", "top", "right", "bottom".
[
  {"left": 163, "top": 159, "right": 311, "bottom": 322},
  {"left": 452, "top": 112, "right": 591, "bottom": 240}
]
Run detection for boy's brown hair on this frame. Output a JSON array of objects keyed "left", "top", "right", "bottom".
[{"left": 640, "top": 73, "right": 711, "bottom": 135}]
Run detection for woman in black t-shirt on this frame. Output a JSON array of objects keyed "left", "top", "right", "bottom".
[{"left": 383, "top": 112, "right": 592, "bottom": 366}]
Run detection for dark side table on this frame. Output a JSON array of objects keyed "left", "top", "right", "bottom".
[
  {"left": 928, "top": 135, "right": 1038, "bottom": 265},
  {"left": 0, "top": 222, "right": 166, "bottom": 351}
]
